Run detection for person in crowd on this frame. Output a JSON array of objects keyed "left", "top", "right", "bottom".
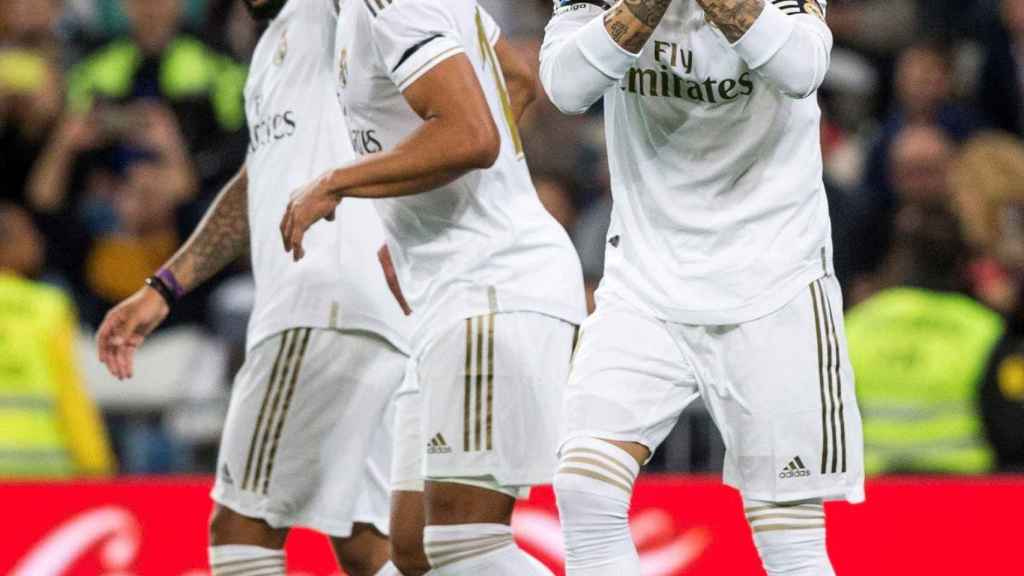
[
  {"left": 27, "top": 101, "right": 198, "bottom": 323},
  {"left": 849, "top": 125, "right": 958, "bottom": 303},
  {"left": 860, "top": 41, "right": 982, "bottom": 245},
  {"left": 64, "top": 0, "right": 246, "bottom": 197},
  {"left": 847, "top": 203, "right": 1002, "bottom": 474},
  {"left": 0, "top": 0, "right": 66, "bottom": 204},
  {"left": 978, "top": 0, "right": 1024, "bottom": 136},
  {"left": 0, "top": 202, "right": 115, "bottom": 478}
]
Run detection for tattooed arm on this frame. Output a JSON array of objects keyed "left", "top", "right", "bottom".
[
  {"left": 604, "top": 0, "right": 673, "bottom": 53},
  {"left": 696, "top": 0, "right": 764, "bottom": 42},
  {"left": 539, "top": 0, "right": 659, "bottom": 114},
  {"left": 97, "top": 165, "right": 250, "bottom": 379},
  {"left": 164, "top": 166, "right": 249, "bottom": 292}
]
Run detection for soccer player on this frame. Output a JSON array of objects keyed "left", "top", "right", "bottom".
[
  {"left": 539, "top": 0, "right": 864, "bottom": 574},
  {"left": 280, "top": 1, "right": 587, "bottom": 574},
  {"left": 96, "top": 1, "right": 410, "bottom": 575}
]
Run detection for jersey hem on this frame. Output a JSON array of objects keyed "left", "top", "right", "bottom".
[
  {"left": 247, "top": 316, "right": 409, "bottom": 355},
  {"left": 604, "top": 261, "right": 830, "bottom": 327}
]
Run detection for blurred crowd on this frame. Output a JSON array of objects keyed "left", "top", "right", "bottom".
[{"left": 1, "top": 0, "right": 1023, "bottom": 477}]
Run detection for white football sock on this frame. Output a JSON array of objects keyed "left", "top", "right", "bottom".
[
  {"left": 744, "top": 498, "right": 835, "bottom": 575},
  {"left": 374, "top": 561, "right": 402, "bottom": 576},
  {"left": 553, "top": 437, "right": 641, "bottom": 575},
  {"left": 423, "top": 523, "right": 551, "bottom": 575},
  {"left": 208, "top": 544, "right": 285, "bottom": 576}
]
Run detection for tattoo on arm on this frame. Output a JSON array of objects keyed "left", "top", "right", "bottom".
[
  {"left": 165, "top": 167, "right": 249, "bottom": 292},
  {"left": 696, "top": 0, "right": 765, "bottom": 43},
  {"left": 603, "top": 0, "right": 673, "bottom": 53}
]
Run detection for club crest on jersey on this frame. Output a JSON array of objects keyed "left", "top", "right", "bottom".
[
  {"left": 338, "top": 48, "right": 349, "bottom": 88},
  {"left": 274, "top": 30, "right": 288, "bottom": 66}
]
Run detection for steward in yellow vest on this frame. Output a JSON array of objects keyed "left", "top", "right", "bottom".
[
  {"left": 0, "top": 205, "right": 114, "bottom": 477},
  {"left": 847, "top": 205, "right": 1001, "bottom": 474}
]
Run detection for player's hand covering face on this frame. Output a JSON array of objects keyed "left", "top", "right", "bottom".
[{"left": 280, "top": 170, "right": 340, "bottom": 261}]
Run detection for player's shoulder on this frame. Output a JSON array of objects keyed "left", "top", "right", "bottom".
[{"left": 359, "top": 0, "right": 474, "bottom": 20}]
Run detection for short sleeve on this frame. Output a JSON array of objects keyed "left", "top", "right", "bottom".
[{"left": 372, "top": 1, "right": 466, "bottom": 92}]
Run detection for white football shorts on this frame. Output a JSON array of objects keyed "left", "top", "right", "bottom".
[
  {"left": 565, "top": 275, "right": 865, "bottom": 503},
  {"left": 392, "top": 312, "right": 576, "bottom": 495},
  {"left": 211, "top": 327, "right": 405, "bottom": 536}
]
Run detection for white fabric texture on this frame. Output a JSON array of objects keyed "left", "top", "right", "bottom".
[
  {"left": 211, "top": 329, "right": 404, "bottom": 536},
  {"left": 416, "top": 313, "right": 576, "bottom": 487},
  {"left": 374, "top": 561, "right": 403, "bottom": 576},
  {"left": 554, "top": 437, "right": 640, "bottom": 575},
  {"left": 423, "top": 524, "right": 551, "bottom": 575},
  {"left": 563, "top": 276, "right": 865, "bottom": 503},
  {"left": 539, "top": 1, "right": 836, "bottom": 326},
  {"left": 243, "top": 0, "right": 410, "bottom": 353},
  {"left": 744, "top": 497, "right": 835, "bottom": 575},
  {"left": 208, "top": 545, "right": 285, "bottom": 576},
  {"left": 335, "top": 0, "right": 586, "bottom": 354}
]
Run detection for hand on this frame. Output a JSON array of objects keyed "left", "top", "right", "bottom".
[
  {"left": 280, "top": 172, "right": 340, "bottom": 261},
  {"left": 96, "top": 286, "right": 170, "bottom": 380},
  {"left": 378, "top": 244, "right": 412, "bottom": 316},
  {"left": 54, "top": 114, "right": 99, "bottom": 152}
]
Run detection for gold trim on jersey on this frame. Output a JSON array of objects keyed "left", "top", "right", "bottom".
[{"left": 475, "top": 8, "right": 524, "bottom": 159}]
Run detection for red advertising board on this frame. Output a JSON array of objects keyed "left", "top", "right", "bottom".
[{"left": 0, "top": 476, "right": 1019, "bottom": 575}]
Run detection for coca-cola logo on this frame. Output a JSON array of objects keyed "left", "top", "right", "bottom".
[
  {"left": 11, "top": 506, "right": 142, "bottom": 576},
  {"left": 9, "top": 503, "right": 709, "bottom": 576}
]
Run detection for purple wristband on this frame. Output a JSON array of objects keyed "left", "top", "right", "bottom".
[{"left": 156, "top": 268, "right": 185, "bottom": 300}]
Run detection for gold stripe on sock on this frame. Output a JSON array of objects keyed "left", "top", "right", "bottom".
[
  {"left": 560, "top": 456, "right": 635, "bottom": 489},
  {"left": 746, "top": 512, "right": 825, "bottom": 523},
  {"left": 561, "top": 447, "right": 637, "bottom": 480},
  {"left": 752, "top": 522, "right": 826, "bottom": 534},
  {"left": 557, "top": 466, "right": 632, "bottom": 494}
]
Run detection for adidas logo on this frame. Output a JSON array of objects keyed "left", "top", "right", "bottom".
[
  {"left": 779, "top": 456, "right": 811, "bottom": 479},
  {"left": 427, "top": 433, "right": 453, "bottom": 455},
  {"left": 221, "top": 463, "right": 234, "bottom": 486}
]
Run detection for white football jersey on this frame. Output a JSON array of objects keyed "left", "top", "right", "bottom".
[
  {"left": 541, "top": 0, "right": 834, "bottom": 325},
  {"left": 244, "top": 0, "right": 409, "bottom": 352},
  {"left": 334, "top": 0, "right": 586, "bottom": 350}
]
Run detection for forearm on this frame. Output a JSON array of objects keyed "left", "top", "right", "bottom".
[
  {"left": 696, "top": 0, "right": 765, "bottom": 43},
  {"left": 605, "top": 0, "right": 673, "bottom": 53},
  {"left": 725, "top": 1, "right": 833, "bottom": 98},
  {"left": 163, "top": 166, "right": 249, "bottom": 292},
  {"left": 539, "top": 2, "right": 645, "bottom": 115},
  {"left": 27, "top": 139, "right": 76, "bottom": 213},
  {"left": 495, "top": 40, "right": 536, "bottom": 123},
  {"left": 326, "top": 119, "right": 493, "bottom": 200}
]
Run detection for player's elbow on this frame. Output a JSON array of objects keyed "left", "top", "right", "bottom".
[
  {"left": 458, "top": 119, "right": 501, "bottom": 169},
  {"left": 539, "top": 59, "right": 591, "bottom": 116}
]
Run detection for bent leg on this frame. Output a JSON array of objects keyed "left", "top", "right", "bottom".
[
  {"left": 553, "top": 437, "right": 645, "bottom": 576},
  {"left": 208, "top": 504, "right": 287, "bottom": 575}
]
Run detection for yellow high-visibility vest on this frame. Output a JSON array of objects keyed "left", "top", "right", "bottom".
[
  {"left": 847, "top": 287, "right": 1003, "bottom": 475},
  {"left": 0, "top": 274, "right": 114, "bottom": 477}
]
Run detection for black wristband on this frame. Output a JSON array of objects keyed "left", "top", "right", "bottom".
[{"left": 145, "top": 275, "right": 176, "bottom": 308}]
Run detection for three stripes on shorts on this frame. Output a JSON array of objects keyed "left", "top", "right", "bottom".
[
  {"left": 464, "top": 314, "right": 495, "bottom": 453},
  {"left": 810, "top": 280, "right": 847, "bottom": 475},
  {"left": 242, "top": 328, "right": 312, "bottom": 494}
]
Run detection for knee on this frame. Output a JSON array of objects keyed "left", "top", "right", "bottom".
[
  {"left": 391, "top": 524, "right": 430, "bottom": 576},
  {"left": 744, "top": 499, "right": 833, "bottom": 576},
  {"left": 208, "top": 505, "right": 285, "bottom": 548}
]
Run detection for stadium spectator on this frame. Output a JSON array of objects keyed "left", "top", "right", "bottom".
[
  {"left": 977, "top": 0, "right": 1024, "bottom": 136},
  {"left": 27, "top": 101, "right": 196, "bottom": 322},
  {"left": 0, "top": 203, "right": 115, "bottom": 478},
  {"left": 63, "top": 0, "right": 246, "bottom": 197},
  {"left": 847, "top": 204, "right": 1002, "bottom": 474},
  {"left": 0, "top": 0, "right": 66, "bottom": 204}
]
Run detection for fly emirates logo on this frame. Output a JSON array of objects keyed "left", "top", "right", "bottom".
[
  {"left": 620, "top": 41, "right": 754, "bottom": 104},
  {"left": 248, "top": 94, "right": 297, "bottom": 153}
]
